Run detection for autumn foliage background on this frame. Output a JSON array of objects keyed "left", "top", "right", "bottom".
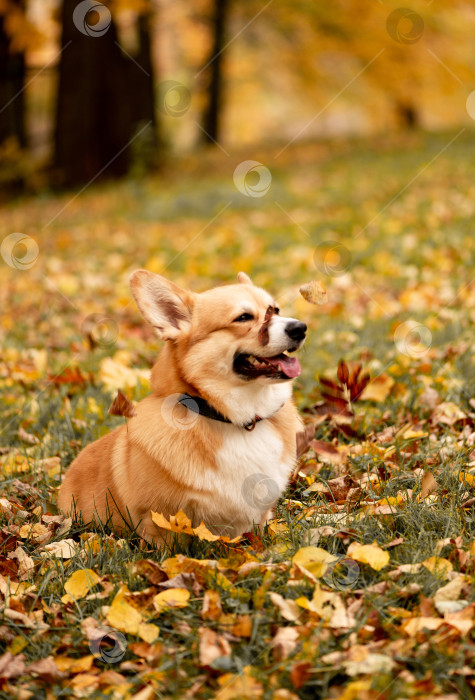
[{"left": 0, "top": 1, "right": 475, "bottom": 698}]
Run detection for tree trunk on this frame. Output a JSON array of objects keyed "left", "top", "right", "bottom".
[
  {"left": 201, "top": 0, "right": 229, "bottom": 145},
  {"left": 53, "top": 0, "right": 158, "bottom": 187},
  {"left": 0, "top": 1, "right": 27, "bottom": 148}
]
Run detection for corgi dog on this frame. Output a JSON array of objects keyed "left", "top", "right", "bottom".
[{"left": 58, "top": 271, "right": 307, "bottom": 542}]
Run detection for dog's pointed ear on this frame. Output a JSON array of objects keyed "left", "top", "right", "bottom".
[
  {"left": 237, "top": 272, "right": 253, "bottom": 285},
  {"left": 129, "top": 270, "right": 194, "bottom": 340}
]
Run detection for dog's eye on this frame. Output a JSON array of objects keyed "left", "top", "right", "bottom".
[
  {"left": 274, "top": 307, "right": 280, "bottom": 315},
  {"left": 233, "top": 313, "right": 254, "bottom": 323}
]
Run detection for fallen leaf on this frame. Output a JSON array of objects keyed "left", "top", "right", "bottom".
[
  {"left": 41, "top": 539, "right": 77, "bottom": 559},
  {"left": 360, "top": 374, "right": 395, "bottom": 402},
  {"left": 199, "top": 627, "right": 231, "bottom": 667},
  {"left": 272, "top": 627, "right": 300, "bottom": 660},
  {"left": 347, "top": 542, "right": 389, "bottom": 571},
  {"left": 62, "top": 568, "right": 101, "bottom": 603},
  {"left": 420, "top": 471, "right": 438, "bottom": 499},
  {"left": 421, "top": 557, "right": 453, "bottom": 578},
  {"left": 269, "top": 592, "right": 301, "bottom": 622},
  {"left": 292, "top": 546, "right": 338, "bottom": 581},
  {"left": 153, "top": 588, "right": 190, "bottom": 614}
]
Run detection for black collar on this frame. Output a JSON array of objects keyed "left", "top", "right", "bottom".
[{"left": 177, "top": 393, "right": 263, "bottom": 431}]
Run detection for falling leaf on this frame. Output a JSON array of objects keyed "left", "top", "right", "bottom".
[
  {"left": 347, "top": 542, "right": 389, "bottom": 571},
  {"left": 299, "top": 280, "right": 327, "bottom": 305},
  {"left": 109, "top": 389, "right": 137, "bottom": 418}
]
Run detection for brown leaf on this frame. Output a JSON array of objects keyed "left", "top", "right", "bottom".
[
  {"left": 337, "top": 360, "right": 349, "bottom": 385},
  {"left": 299, "top": 280, "right": 327, "bottom": 305},
  {"left": 201, "top": 590, "right": 222, "bottom": 621},
  {"left": 199, "top": 628, "right": 231, "bottom": 667},
  {"left": 311, "top": 440, "right": 345, "bottom": 466},
  {"left": 296, "top": 423, "right": 315, "bottom": 458},
  {"left": 133, "top": 559, "right": 168, "bottom": 585},
  {"left": 420, "top": 471, "right": 438, "bottom": 500},
  {"left": 27, "top": 656, "right": 65, "bottom": 682},
  {"left": 0, "top": 652, "right": 26, "bottom": 679},
  {"left": 109, "top": 390, "right": 137, "bottom": 418}
]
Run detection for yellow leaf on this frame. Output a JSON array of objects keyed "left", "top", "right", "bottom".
[
  {"left": 62, "top": 569, "right": 100, "bottom": 603},
  {"left": 107, "top": 591, "right": 142, "bottom": 635},
  {"left": 421, "top": 557, "right": 453, "bottom": 578},
  {"left": 216, "top": 666, "right": 263, "bottom": 699},
  {"left": 459, "top": 472, "right": 475, "bottom": 486},
  {"left": 347, "top": 542, "right": 389, "bottom": 571},
  {"left": 193, "top": 521, "right": 222, "bottom": 541},
  {"left": 138, "top": 622, "right": 159, "bottom": 644},
  {"left": 360, "top": 374, "right": 395, "bottom": 402},
  {"left": 151, "top": 510, "right": 240, "bottom": 543},
  {"left": 153, "top": 588, "right": 190, "bottom": 614},
  {"left": 6, "top": 635, "right": 28, "bottom": 655},
  {"left": 402, "top": 617, "right": 444, "bottom": 636},
  {"left": 19, "top": 523, "right": 49, "bottom": 542},
  {"left": 55, "top": 655, "right": 95, "bottom": 673},
  {"left": 292, "top": 546, "right": 338, "bottom": 581}
]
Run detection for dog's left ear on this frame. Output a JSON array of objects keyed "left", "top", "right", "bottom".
[
  {"left": 130, "top": 270, "right": 194, "bottom": 341},
  {"left": 237, "top": 272, "right": 253, "bottom": 285}
]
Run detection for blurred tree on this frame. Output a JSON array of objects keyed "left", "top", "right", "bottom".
[
  {"left": 0, "top": 0, "right": 28, "bottom": 148},
  {"left": 53, "top": 0, "right": 157, "bottom": 187},
  {"left": 201, "top": 0, "right": 229, "bottom": 144}
]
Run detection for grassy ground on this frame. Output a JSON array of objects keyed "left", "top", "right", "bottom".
[{"left": 0, "top": 129, "right": 474, "bottom": 699}]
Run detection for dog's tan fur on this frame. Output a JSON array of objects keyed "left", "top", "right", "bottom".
[{"left": 58, "top": 271, "right": 305, "bottom": 542}]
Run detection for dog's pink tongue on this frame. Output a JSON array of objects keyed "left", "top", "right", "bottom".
[{"left": 267, "top": 354, "right": 301, "bottom": 378}]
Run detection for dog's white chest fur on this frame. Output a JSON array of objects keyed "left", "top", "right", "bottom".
[{"left": 204, "top": 421, "right": 290, "bottom": 533}]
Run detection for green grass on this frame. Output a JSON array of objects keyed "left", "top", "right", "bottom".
[{"left": 0, "top": 129, "right": 474, "bottom": 699}]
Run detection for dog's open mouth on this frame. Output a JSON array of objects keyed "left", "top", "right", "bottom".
[{"left": 233, "top": 352, "right": 301, "bottom": 380}]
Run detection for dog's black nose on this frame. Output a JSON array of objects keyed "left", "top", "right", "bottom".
[{"left": 285, "top": 321, "right": 307, "bottom": 342}]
